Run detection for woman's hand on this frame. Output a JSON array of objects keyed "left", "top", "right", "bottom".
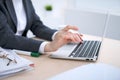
[{"left": 44, "top": 25, "right": 83, "bottom": 52}]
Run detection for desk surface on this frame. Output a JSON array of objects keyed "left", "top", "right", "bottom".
[{"left": 2, "top": 38, "right": 120, "bottom": 80}]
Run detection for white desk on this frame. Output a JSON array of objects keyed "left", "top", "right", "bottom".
[{"left": 2, "top": 37, "right": 120, "bottom": 80}]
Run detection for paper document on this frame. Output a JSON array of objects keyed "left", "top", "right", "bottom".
[
  {"left": 49, "top": 63, "right": 120, "bottom": 80},
  {"left": 0, "top": 47, "right": 33, "bottom": 79}
]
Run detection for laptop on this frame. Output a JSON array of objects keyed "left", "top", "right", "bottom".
[
  {"left": 49, "top": 35, "right": 102, "bottom": 61},
  {"left": 49, "top": 9, "right": 108, "bottom": 61}
]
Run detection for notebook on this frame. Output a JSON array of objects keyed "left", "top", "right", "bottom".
[{"left": 0, "top": 47, "right": 34, "bottom": 79}]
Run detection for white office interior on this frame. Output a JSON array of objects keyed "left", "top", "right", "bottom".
[{"left": 31, "top": 0, "right": 120, "bottom": 40}]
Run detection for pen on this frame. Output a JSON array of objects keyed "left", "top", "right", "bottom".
[{"left": 13, "top": 50, "right": 41, "bottom": 57}]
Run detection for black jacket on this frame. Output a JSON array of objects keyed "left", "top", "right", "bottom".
[{"left": 0, "top": 0, "right": 56, "bottom": 52}]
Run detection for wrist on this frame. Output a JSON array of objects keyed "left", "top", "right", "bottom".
[{"left": 44, "top": 42, "right": 58, "bottom": 52}]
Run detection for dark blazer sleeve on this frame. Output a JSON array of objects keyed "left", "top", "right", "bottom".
[
  {"left": 28, "top": 0, "right": 57, "bottom": 41},
  {"left": 0, "top": 11, "right": 42, "bottom": 52}
]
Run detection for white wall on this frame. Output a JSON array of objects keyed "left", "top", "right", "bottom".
[
  {"left": 31, "top": 0, "right": 69, "bottom": 29},
  {"left": 75, "top": 0, "right": 120, "bottom": 11},
  {"left": 105, "top": 12, "right": 120, "bottom": 40}
]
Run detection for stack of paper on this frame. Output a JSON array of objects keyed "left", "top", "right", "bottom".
[{"left": 0, "top": 47, "right": 34, "bottom": 79}]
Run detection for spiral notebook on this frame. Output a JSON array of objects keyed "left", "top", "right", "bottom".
[{"left": 0, "top": 47, "right": 34, "bottom": 79}]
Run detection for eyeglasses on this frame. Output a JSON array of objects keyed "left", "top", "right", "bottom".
[{"left": 0, "top": 51, "right": 17, "bottom": 66}]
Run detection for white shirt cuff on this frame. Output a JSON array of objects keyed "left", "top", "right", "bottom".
[
  {"left": 39, "top": 42, "right": 49, "bottom": 54},
  {"left": 39, "top": 31, "right": 58, "bottom": 54},
  {"left": 52, "top": 31, "right": 58, "bottom": 40}
]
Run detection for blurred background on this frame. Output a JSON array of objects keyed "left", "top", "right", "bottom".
[{"left": 29, "top": 0, "right": 120, "bottom": 40}]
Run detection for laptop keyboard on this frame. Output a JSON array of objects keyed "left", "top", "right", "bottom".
[{"left": 69, "top": 40, "right": 101, "bottom": 58}]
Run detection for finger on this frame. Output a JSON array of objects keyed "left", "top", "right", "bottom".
[
  {"left": 76, "top": 33, "right": 83, "bottom": 41},
  {"left": 73, "top": 34, "right": 82, "bottom": 42},
  {"left": 71, "top": 33, "right": 83, "bottom": 43},
  {"left": 79, "top": 34, "right": 83, "bottom": 37},
  {"left": 76, "top": 33, "right": 84, "bottom": 44},
  {"left": 77, "top": 34, "right": 84, "bottom": 44},
  {"left": 68, "top": 29, "right": 83, "bottom": 42},
  {"left": 65, "top": 32, "right": 77, "bottom": 42},
  {"left": 62, "top": 25, "right": 79, "bottom": 31}
]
